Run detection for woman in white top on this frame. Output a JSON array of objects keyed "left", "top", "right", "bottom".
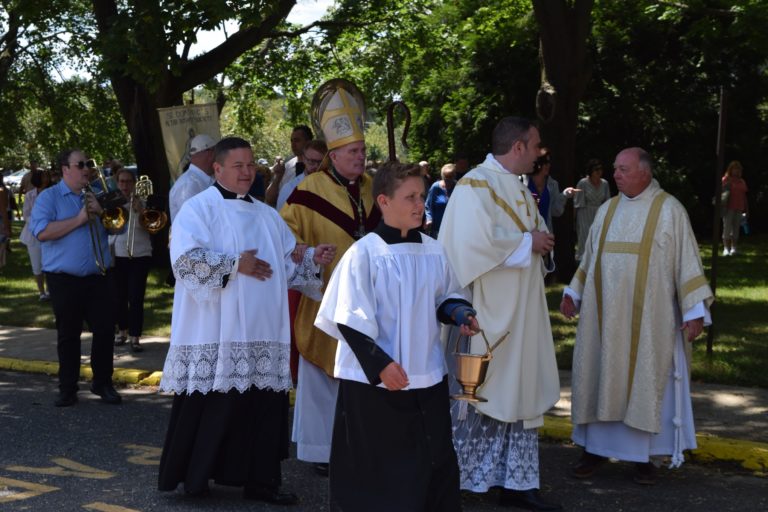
[
  {"left": 111, "top": 168, "right": 153, "bottom": 352},
  {"left": 573, "top": 159, "right": 611, "bottom": 260},
  {"left": 19, "top": 170, "right": 51, "bottom": 299}
]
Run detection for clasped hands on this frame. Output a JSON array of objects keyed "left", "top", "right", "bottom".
[
  {"left": 531, "top": 229, "right": 554, "bottom": 255},
  {"left": 237, "top": 243, "right": 337, "bottom": 281}
]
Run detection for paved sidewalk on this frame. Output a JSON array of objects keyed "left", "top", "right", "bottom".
[{"left": 1, "top": 324, "right": 766, "bottom": 474}]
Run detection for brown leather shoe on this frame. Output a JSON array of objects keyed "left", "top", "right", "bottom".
[
  {"left": 633, "top": 462, "right": 657, "bottom": 485},
  {"left": 571, "top": 451, "right": 607, "bottom": 479}
]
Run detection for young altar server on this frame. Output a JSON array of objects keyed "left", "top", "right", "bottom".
[{"left": 315, "top": 161, "right": 480, "bottom": 512}]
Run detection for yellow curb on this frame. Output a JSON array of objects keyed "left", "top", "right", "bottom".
[
  {"left": 138, "top": 371, "right": 163, "bottom": 387},
  {"left": 691, "top": 434, "right": 768, "bottom": 473},
  {"left": 0, "top": 357, "right": 149, "bottom": 386},
  {"left": 0, "top": 357, "right": 59, "bottom": 375},
  {"left": 113, "top": 368, "right": 151, "bottom": 385},
  {"left": 542, "top": 415, "right": 768, "bottom": 475}
]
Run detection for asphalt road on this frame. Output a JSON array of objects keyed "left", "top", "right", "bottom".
[{"left": 0, "top": 370, "right": 765, "bottom": 511}]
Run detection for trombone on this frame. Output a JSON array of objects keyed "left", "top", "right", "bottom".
[
  {"left": 85, "top": 166, "right": 126, "bottom": 274},
  {"left": 126, "top": 175, "right": 167, "bottom": 258}
]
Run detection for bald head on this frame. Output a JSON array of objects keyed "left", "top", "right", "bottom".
[{"left": 614, "top": 147, "right": 653, "bottom": 198}]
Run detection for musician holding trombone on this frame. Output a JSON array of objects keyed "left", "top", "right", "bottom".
[
  {"left": 111, "top": 167, "right": 153, "bottom": 353},
  {"left": 29, "top": 149, "right": 122, "bottom": 407}
]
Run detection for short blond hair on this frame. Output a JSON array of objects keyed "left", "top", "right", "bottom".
[{"left": 440, "top": 163, "right": 456, "bottom": 180}]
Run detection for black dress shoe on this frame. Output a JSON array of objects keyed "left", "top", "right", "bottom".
[
  {"left": 313, "top": 462, "right": 329, "bottom": 476},
  {"left": 90, "top": 383, "right": 122, "bottom": 404},
  {"left": 54, "top": 391, "right": 78, "bottom": 407},
  {"left": 499, "top": 489, "right": 562, "bottom": 511},
  {"left": 243, "top": 486, "right": 298, "bottom": 505}
]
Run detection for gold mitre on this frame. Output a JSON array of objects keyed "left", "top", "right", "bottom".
[{"left": 311, "top": 79, "right": 366, "bottom": 150}]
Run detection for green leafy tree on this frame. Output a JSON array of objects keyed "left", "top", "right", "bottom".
[{"left": 581, "top": 0, "right": 768, "bottom": 231}]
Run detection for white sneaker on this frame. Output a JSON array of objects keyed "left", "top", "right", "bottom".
[
  {"left": 729, "top": 248, "right": 736, "bottom": 256},
  {"left": 722, "top": 248, "right": 729, "bottom": 256}
]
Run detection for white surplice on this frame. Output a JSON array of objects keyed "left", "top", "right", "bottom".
[
  {"left": 160, "top": 186, "right": 319, "bottom": 395},
  {"left": 316, "top": 232, "right": 467, "bottom": 389}
]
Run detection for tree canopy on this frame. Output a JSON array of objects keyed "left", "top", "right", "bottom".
[{"left": 1, "top": 0, "right": 766, "bottom": 234}]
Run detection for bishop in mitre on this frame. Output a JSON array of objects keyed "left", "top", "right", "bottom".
[{"left": 281, "top": 80, "right": 380, "bottom": 474}]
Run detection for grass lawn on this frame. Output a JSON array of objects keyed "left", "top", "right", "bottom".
[
  {"left": 2, "top": 220, "right": 766, "bottom": 387},
  {"left": 0, "top": 220, "right": 174, "bottom": 337}
]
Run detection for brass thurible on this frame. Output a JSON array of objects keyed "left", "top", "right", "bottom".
[{"left": 452, "top": 329, "right": 508, "bottom": 403}]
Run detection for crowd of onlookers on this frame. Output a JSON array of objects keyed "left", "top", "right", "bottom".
[{"left": 1, "top": 143, "right": 751, "bottom": 286}]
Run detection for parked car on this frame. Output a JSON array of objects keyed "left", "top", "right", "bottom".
[{"left": 4, "top": 169, "right": 29, "bottom": 193}]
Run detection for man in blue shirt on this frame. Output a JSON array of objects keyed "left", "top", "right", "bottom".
[{"left": 30, "top": 149, "right": 122, "bottom": 407}]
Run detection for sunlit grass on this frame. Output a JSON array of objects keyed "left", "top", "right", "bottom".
[{"left": 0, "top": 220, "right": 173, "bottom": 336}]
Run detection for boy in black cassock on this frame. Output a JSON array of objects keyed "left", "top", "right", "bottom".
[{"left": 315, "top": 161, "right": 480, "bottom": 512}]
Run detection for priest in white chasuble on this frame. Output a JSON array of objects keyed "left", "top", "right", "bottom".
[
  {"left": 157, "top": 137, "right": 335, "bottom": 505},
  {"left": 439, "top": 117, "right": 562, "bottom": 511},
  {"left": 561, "top": 147, "right": 713, "bottom": 485}
]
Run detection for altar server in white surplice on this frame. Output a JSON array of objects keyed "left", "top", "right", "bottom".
[
  {"left": 561, "top": 147, "right": 713, "bottom": 485},
  {"left": 315, "top": 162, "right": 480, "bottom": 512},
  {"left": 157, "top": 137, "right": 336, "bottom": 505},
  {"left": 438, "top": 117, "right": 562, "bottom": 511}
]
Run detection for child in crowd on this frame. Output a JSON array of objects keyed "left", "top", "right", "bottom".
[{"left": 315, "top": 161, "right": 479, "bottom": 511}]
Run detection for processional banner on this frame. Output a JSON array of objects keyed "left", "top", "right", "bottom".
[{"left": 157, "top": 103, "right": 220, "bottom": 182}]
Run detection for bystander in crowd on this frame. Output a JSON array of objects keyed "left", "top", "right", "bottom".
[
  {"left": 720, "top": 160, "right": 748, "bottom": 256},
  {"left": 19, "top": 168, "right": 52, "bottom": 299},
  {"left": 573, "top": 159, "right": 611, "bottom": 260}
]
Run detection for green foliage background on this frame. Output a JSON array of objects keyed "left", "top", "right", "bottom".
[{"left": 1, "top": 0, "right": 767, "bottom": 231}]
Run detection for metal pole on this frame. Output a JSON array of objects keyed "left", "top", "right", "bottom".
[{"left": 707, "top": 87, "right": 727, "bottom": 356}]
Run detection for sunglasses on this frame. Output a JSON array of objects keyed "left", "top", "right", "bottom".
[{"left": 68, "top": 159, "right": 96, "bottom": 170}]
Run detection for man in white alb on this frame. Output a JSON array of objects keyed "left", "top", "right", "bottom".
[
  {"left": 560, "top": 147, "right": 713, "bottom": 485},
  {"left": 168, "top": 133, "right": 216, "bottom": 222},
  {"left": 439, "top": 116, "right": 561, "bottom": 511}
]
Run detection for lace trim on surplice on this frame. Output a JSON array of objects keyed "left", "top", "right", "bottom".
[
  {"left": 451, "top": 401, "right": 540, "bottom": 491},
  {"left": 172, "top": 248, "right": 237, "bottom": 302},
  {"left": 160, "top": 340, "right": 291, "bottom": 394},
  {"left": 288, "top": 246, "right": 323, "bottom": 301}
]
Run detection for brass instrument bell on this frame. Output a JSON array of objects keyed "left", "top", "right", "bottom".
[
  {"left": 136, "top": 175, "right": 168, "bottom": 234},
  {"left": 101, "top": 206, "right": 127, "bottom": 230},
  {"left": 126, "top": 174, "right": 168, "bottom": 257}
]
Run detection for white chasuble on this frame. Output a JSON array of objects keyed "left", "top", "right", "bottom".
[
  {"left": 569, "top": 180, "right": 713, "bottom": 435},
  {"left": 161, "top": 187, "right": 304, "bottom": 395},
  {"left": 439, "top": 155, "right": 560, "bottom": 427}
]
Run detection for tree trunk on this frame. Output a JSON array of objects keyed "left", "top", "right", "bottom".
[
  {"left": 0, "top": 9, "right": 21, "bottom": 95},
  {"left": 532, "top": 0, "right": 594, "bottom": 282},
  {"left": 109, "top": 75, "right": 180, "bottom": 265},
  {"left": 111, "top": 78, "right": 179, "bottom": 199}
]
